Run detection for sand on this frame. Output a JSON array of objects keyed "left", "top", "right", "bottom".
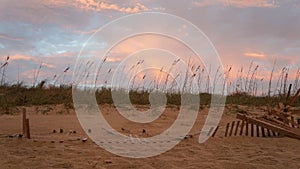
[{"left": 0, "top": 104, "right": 299, "bottom": 169}]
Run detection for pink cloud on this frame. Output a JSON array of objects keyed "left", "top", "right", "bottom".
[
  {"left": 42, "top": 63, "right": 55, "bottom": 69},
  {"left": 10, "top": 54, "right": 34, "bottom": 61},
  {"left": 0, "top": 34, "right": 23, "bottom": 41},
  {"left": 224, "top": 0, "right": 278, "bottom": 8},
  {"left": 73, "top": 29, "right": 98, "bottom": 35},
  {"left": 106, "top": 57, "right": 122, "bottom": 63},
  {"left": 244, "top": 52, "right": 266, "bottom": 59},
  {"left": 194, "top": 0, "right": 278, "bottom": 8},
  {"left": 45, "top": 0, "right": 148, "bottom": 13}
]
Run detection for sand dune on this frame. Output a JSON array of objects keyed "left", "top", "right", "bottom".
[{"left": 0, "top": 104, "right": 299, "bottom": 169}]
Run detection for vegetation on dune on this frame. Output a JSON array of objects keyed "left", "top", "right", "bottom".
[
  {"left": 0, "top": 84, "right": 299, "bottom": 115},
  {"left": 0, "top": 54, "right": 299, "bottom": 115}
]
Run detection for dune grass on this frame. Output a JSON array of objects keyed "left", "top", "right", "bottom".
[{"left": 0, "top": 83, "right": 299, "bottom": 115}]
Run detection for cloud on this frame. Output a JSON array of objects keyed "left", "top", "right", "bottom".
[
  {"left": 10, "top": 54, "right": 34, "bottom": 61},
  {"left": 45, "top": 0, "right": 148, "bottom": 13},
  {"left": 0, "top": 0, "right": 299, "bottom": 86},
  {"left": 106, "top": 57, "right": 122, "bottom": 63},
  {"left": 72, "top": 28, "right": 98, "bottom": 35},
  {"left": 193, "top": 0, "right": 278, "bottom": 8},
  {"left": 42, "top": 63, "right": 55, "bottom": 69},
  {"left": 0, "top": 34, "right": 23, "bottom": 41},
  {"left": 244, "top": 52, "right": 266, "bottom": 59},
  {"left": 10, "top": 54, "right": 55, "bottom": 69},
  {"left": 224, "top": 0, "right": 278, "bottom": 8},
  {"left": 6, "top": 52, "right": 76, "bottom": 84}
]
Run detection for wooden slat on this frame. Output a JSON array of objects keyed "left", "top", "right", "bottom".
[
  {"left": 251, "top": 123, "right": 254, "bottom": 137},
  {"left": 22, "top": 108, "right": 26, "bottom": 135},
  {"left": 225, "top": 123, "right": 229, "bottom": 137},
  {"left": 267, "top": 129, "right": 271, "bottom": 137},
  {"left": 256, "top": 125, "right": 260, "bottom": 137},
  {"left": 212, "top": 126, "right": 219, "bottom": 137},
  {"left": 272, "top": 130, "right": 277, "bottom": 136},
  {"left": 234, "top": 121, "right": 240, "bottom": 136},
  {"left": 261, "top": 127, "right": 266, "bottom": 137},
  {"left": 237, "top": 114, "right": 300, "bottom": 139},
  {"left": 229, "top": 121, "right": 235, "bottom": 136},
  {"left": 245, "top": 122, "right": 249, "bottom": 136},
  {"left": 267, "top": 109, "right": 294, "bottom": 126},
  {"left": 240, "top": 120, "right": 245, "bottom": 136},
  {"left": 25, "top": 118, "right": 31, "bottom": 139}
]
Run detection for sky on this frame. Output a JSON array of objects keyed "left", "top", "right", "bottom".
[{"left": 0, "top": 0, "right": 300, "bottom": 94}]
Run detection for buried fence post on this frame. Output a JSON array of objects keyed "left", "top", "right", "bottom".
[
  {"left": 225, "top": 123, "right": 230, "bottom": 137},
  {"left": 229, "top": 121, "right": 235, "bottom": 136},
  {"left": 251, "top": 123, "right": 254, "bottom": 137},
  {"left": 240, "top": 120, "right": 245, "bottom": 136},
  {"left": 25, "top": 119, "right": 31, "bottom": 139},
  {"left": 245, "top": 122, "right": 249, "bottom": 136},
  {"left": 22, "top": 108, "right": 31, "bottom": 139},
  {"left": 234, "top": 121, "right": 240, "bottom": 136},
  {"left": 256, "top": 125, "right": 260, "bottom": 137},
  {"left": 261, "top": 127, "right": 266, "bottom": 137},
  {"left": 211, "top": 126, "right": 219, "bottom": 137},
  {"left": 22, "top": 108, "right": 26, "bottom": 135}
]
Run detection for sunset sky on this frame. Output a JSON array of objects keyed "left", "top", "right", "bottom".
[{"left": 0, "top": 0, "right": 299, "bottom": 91}]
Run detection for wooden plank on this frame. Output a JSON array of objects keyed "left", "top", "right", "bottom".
[
  {"left": 22, "top": 108, "right": 26, "bottom": 135},
  {"left": 240, "top": 120, "right": 245, "bottom": 136},
  {"left": 268, "top": 109, "right": 291, "bottom": 124},
  {"left": 234, "top": 121, "right": 240, "bottom": 136},
  {"left": 256, "top": 125, "right": 260, "bottom": 137},
  {"left": 237, "top": 113, "right": 247, "bottom": 121},
  {"left": 225, "top": 123, "right": 229, "bottom": 137},
  {"left": 267, "top": 129, "right": 271, "bottom": 137},
  {"left": 245, "top": 115, "right": 300, "bottom": 139},
  {"left": 25, "top": 118, "right": 31, "bottom": 139},
  {"left": 251, "top": 123, "right": 254, "bottom": 137},
  {"left": 291, "top": 116, "right": 295, "bottom": 128},
  {"left": 261, "top": 127, "right": 266, "bottom": 137},
  {"left": 229, "top": 121, "right": 235, "bottom": 136},
  {"left": 266, "top": 113, "right": 299, "bottom": 128},
  {"left": 237, "top": 113, "right": 300, "bottom": 139},
  {"left": 245, "top": 122, "right": 249, "bottom": 136},
  {"left": 266, "top": 115, "right": 290, "bottom": 126},
  {"left": 212, "top": 126, "right": 219, "bottom": 137},
  {"left": 272, "top": 130, "right": 277, "bottom": 136}
]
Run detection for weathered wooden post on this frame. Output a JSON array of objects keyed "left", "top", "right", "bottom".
[
  {"left": 245, "top": 122, "right": 249, "bottom": 136},
  {"left": 251, "top": 123, "right": 254, "bottom": 137},
  {"left": 225, "top": 123, "right": 230, "bottom": 137},
  {"left": 229, "top": 121, "right": 235, "bottom": 136},
  {"left": 212, "top": 126, "right": 219, "bottom": 137},
  {"left": 25, "top": 119, "right": 31, "bottom": 139},
  {"left": 22, "top": 108, "right": 26, "bottom": 135},
  {"left": 267, "top": 129, "right": 271, "bottom": 137},
  {"left": 234, "top": 121, "right": 240, "bottom": 136},
  {"left": 240, "top": 120, "right": 245, "bottom": 136},
  {"left": 22, "top": 108, "right": 31, "bottom": 139},
  {"left": 261, "top": 127, "right": 266, "bottom": 137}
]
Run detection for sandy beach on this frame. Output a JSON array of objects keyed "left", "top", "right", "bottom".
[{"left": 0, "top": 104, "right": 299, "bottom": 169}]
